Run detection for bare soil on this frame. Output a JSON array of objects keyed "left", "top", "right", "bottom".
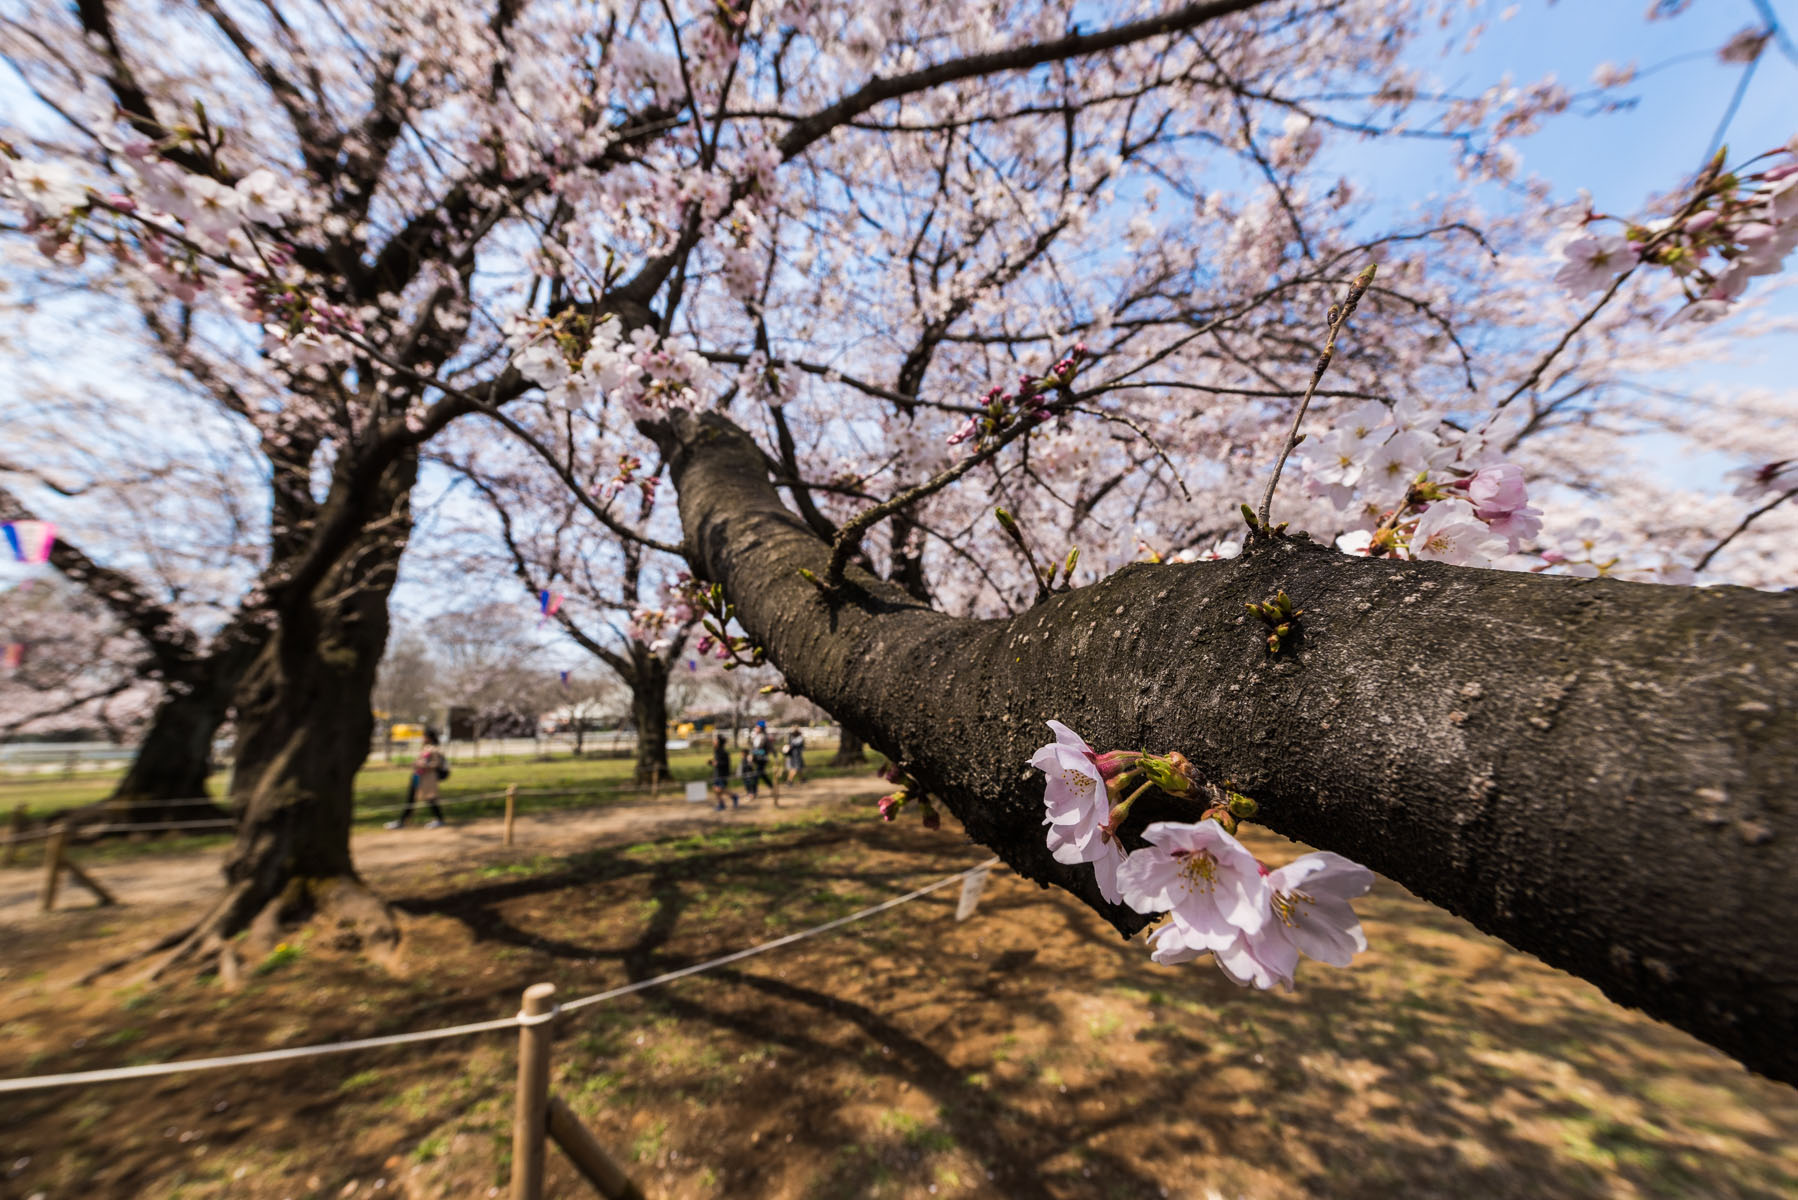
[{"left": 2, "top": 779, "right": 1796, "bottom": 1200}]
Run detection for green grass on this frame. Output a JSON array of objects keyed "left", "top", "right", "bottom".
[{"left": 0, "top": 745, "right": 868, "bottom": 864}]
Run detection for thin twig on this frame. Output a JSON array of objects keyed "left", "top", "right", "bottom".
[
  {"left": 1255, "top": 263, "right": 1377, "bottom": 530},
  {"left": 824, "top": 394, "right": 1076, "bottom": 588},
  {"left": 1694, "top": 484, "right": 1798, "bottom": 574},
  {"left": 1493, "top": 265, "right": 1636, "bottom": 412},
  {"left": 1071, "top": 405, "right": 1193, "bottom": 502}
]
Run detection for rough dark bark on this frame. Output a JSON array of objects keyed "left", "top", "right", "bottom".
[
  {"left": 630, "top": 646, "right": 672, "bottom": 785},
  {"left": 831, "top": 726, "right": 868, "bottom": 767},
  {"left": 104, "top": 681, "right": 226, "bottom": 818},
  {"left": 135, "top": 452, "right": 417, "bottom": 977},
  {"left": 657, "top": 411, "right": 1798, "bottom": 1086},
  {"left": 100, "top": 613, "right": 270, "bottom": 825}
]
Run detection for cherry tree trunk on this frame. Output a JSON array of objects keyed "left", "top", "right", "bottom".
[
  {"left": 142, "top": 454, "right": 417, "bottom": 974},
  {"left": 101, "top": 621, "right": 268, "bottom": 827},
  {"left": 104, "top": 683, "right": 228, "bottom": 822},
  {"left": 630, "top": 651, "right": 671, "bottom": 785},
  {"left": 831, "top": 726, "right": 868, "bottom": 767},
  {"left": 655, "top": 410, "right": 1798, "bottom": 1086}
]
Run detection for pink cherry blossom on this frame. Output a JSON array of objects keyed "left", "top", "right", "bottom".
[
  {"left": 1554, "top": 233, "right": 1635, "bottom": 296},
  {"left": 1212, "top": 852, "right": 1375, "bottom": 990},
  {"left": 1410, "top": 500, "right": 1495, "bottom": 567},
  {"left": 1727, "top": 460, "right": 1795, "bottom": 500},
  {"left": 1307, "top": 429, "right": 1371, "bottom": 488},
  {"left": 1117, "top": 820, "right": 1268, "bottom": 950},
  {"left": 1362, "top": 429, "right": 1433, "bottom": 494},
  {"left": 1029, "top": 721, "right": 1121, "bottom": 903},
  {"left": 1466, "top": 462, "right": 1544, "bottom": 551}
]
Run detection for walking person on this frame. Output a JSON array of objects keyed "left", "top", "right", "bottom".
[
  {"left": 750, "top": 719, "right": 780, "bottom": 805},
  {"left": 710, "top": 731, "right": 739, "bottom": 811},
  {"left": 783, "top": 726, "right": 807, "bottom": 786},
  {"left": 386, "top": 730, "right": 448, "bottom": 828},
  {"left": 738, "top": 745, "right": 760, "bottom": 803}
]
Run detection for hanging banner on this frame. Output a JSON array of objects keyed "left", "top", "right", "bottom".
[{"left": 3, "top": 520, "right": 55, "bottom": 564}]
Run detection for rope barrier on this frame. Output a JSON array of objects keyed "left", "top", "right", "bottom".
[
  {"left": 0, "top": 783, "right": 659, "bottom": 843},
  {"left": 0, "top": 857, "right": 999, "bottom": 1094},
  {"left": 559, "top": 858, "right": 999, "bottom": 1014}
]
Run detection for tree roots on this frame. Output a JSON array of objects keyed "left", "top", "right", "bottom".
[{"left": 79, "top": 874, "right": 401, "bottom": 987}]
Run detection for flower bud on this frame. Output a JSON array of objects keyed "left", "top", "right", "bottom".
[
  {"left": 1090, "top": 749, "right": 1142, "bottom": 781},
  {"left": 1139, "top": 754, "right": 1195, "bottom": 796}
]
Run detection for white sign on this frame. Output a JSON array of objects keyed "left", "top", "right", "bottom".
[
  {"left": 956, "top": 865, "right": 991, "bottom": 921},
  {"left": 685, "top": 781, "right": 709, "bottom": 803}
]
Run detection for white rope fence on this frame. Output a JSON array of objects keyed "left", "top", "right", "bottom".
[
  {"left": 0, "top": 857, "right": 999, "bottom": 1095},
  {"left": 2, "top": 780, "right": 696, "bottom": 845}
]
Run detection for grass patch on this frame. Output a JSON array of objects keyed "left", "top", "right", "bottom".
[{"left": 255, "top": 942, "right": 302, "bottom": 975}]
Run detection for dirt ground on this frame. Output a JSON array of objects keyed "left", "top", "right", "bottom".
[
  {"left": 0, "top": 775, "right": 876, "bottom": 921},
  {"left": 2, "top": 780, "right": 1797, "bottom": 1200}
]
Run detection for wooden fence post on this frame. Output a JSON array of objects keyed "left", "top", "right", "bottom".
[
  {"left": 39, "top": 825, "right": 65, "bottom": 912},
  {"left": 511, "top": 982, "right": 556, "bottom": 1200},
  {"left": 650, "top": 763, "right": 661, "bottom": 796},
  {"left": 547, "top": 1096, "right": 646, "bottom": 1200},
  {"left": 504, "top": 784, "right": 518, "bottom": 848},
  {"left": 2, "top": 804, "right": 26, "bottom": 867}
]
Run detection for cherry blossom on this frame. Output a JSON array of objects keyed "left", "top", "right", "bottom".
[
  {"left": 1410, "top": 500, "right": 1496, "bottom": 567},
  {"left": 1030, "top": 720, "right": 1122, "bottom": 903},
  {"left": 1465, "top": 463, "right": 1544, "bottom": 551},
  {"left": 1212, "top": 852, "right": 1375, "bottom": 991},
  {"left": 1554, "top": 233, "right": 1636, "bottom": 296},
  {"left": 1117, "top": 820, "right": 1269, "bottom": 950}
]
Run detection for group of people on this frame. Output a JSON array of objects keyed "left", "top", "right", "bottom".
[
  {"left": 380, "top": 721, "right": 814, "bottom": 830},
  {"left": 709, "top": 721, "right": 807, "bottom": 811}
]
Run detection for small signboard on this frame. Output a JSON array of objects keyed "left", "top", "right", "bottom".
[{"left": 685, "top": 781, "right": 709, "bottom": 803}]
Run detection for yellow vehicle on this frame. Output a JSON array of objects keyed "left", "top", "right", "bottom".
[{"left": 390, "top": 723, "right": 425, "bottom": 741}]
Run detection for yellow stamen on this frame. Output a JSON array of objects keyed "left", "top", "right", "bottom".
[{"left": 1174, "top": 850, "right": 1218, "bottom": 894}]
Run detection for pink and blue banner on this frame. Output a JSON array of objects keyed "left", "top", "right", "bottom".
[{"left": 3, "top": 520, "right": 55, "bottom": 564}]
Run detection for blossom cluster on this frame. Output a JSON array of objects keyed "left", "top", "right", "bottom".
[
  {"left": 946, "top": 345, "right": 1088, "bottom": 450},
  {"left": 1032, "top": 722, "right": 1373, "bottom": 992},
  {"left": 641, "top": 576, "right": 764, "bottom": 669},
  {"left": 595, "top": 454, "right": 659, "bottom": 510},
  {"left": 0, "top": 147, "right": 376, "bottom": 372},
  {"left": 508, "top": 314, "right": 716, "bottom": 420},
  {"left": 626, "top": 572, "right": 700, "bottom": 651},
  {"left": 1552, "top": 139, "right": 1798, "bottom": 324},
  {"left": 1304, "top": 400, "right": 1540, "bottom": 568}
]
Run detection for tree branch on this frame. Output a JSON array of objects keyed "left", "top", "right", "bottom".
[{"left": 656, "top": 409, "right": 1798, "bottom": 1087}]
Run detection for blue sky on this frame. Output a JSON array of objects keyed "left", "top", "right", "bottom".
[{"left": 1387, "top": 0, "right": 1798, "bottom": 384}]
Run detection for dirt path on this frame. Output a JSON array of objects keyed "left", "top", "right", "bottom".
[{"left": 0, "top": 774, "right": 884, "bottom": 922}]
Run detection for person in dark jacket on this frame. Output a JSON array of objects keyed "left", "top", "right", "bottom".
[
  {"left": 750, "top": 719, "right": 780, "bottom": 805},
  {"left": 710, "top": 732, "right": 739, "bottom": 810},
  {"left": 783, "top": 727, "right": 807, "bottom": 786},
  {"left": 738, "top": 745, "right": 760, "bottom": 802}
]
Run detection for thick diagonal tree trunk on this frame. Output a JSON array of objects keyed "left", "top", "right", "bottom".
[
  {"left": 102, "top": 615, "right": 269, "bottom": 825},
  {"left": 653, "top": 410, "right": 1798, "bottom": 1086}
]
